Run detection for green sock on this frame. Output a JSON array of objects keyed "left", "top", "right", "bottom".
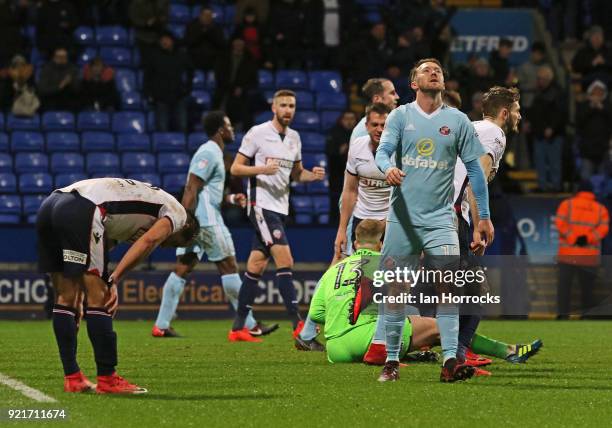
[{"left": 471, "top": 333, "right": 509, "bottom": 359}]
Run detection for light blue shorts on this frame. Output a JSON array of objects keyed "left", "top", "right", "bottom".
[{"left": 176, "top": 224, "right": 236, "bottom": 262}]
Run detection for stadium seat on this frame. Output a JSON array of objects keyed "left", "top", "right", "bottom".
[
  {"left": 192, "top": 90, "right": 211, "bottom": 110},
  {"left": 77, "top": 47, "right": 98, "bottom": 66},
  {"left": 188, "top": 132, "right": 208, "bottom": 152},
  {"left": 0, "top": 173, "right": 17, "bottom": 193},
  {"left": 19, "top": 173, "right": 53, "bottom": 194},
  {"left": 234, "top": 132, "right": 244, "bottom": 146},
  {"left": 205, "top": 70, "right": 216, "bottom": 91},
  {"left": 112, "top": 112, "right": 146, "bottom": 133},
  {"left": 300, "top": 132, "right": 326, "bottom": 152},
  {"left": 122, "top": 153, "right": 156, "bottom": 174},
  {"left": 168, "top": 24, "right": 186, "bottom": 39},
  {"left": 292, "top": 111, "right": 320, "bottom": 132},
  {"left": 15, "top": 153, "right": 48, "bottom": 173},
  {"left": 309, "top": 71, "right": 343, "bottom": 94},
  {"left": 258, "top": 70, "right": 274, "bottom": 90},
  {"left": 96, "top": 26, "right": 128, "bottom": 46},
  {"left": 290, "top": 181, "right": 307, "bottom": 194},
  {"left": 224, "top": 4, "right": 235, "bottom": 24},
  {"left": 170, "top": 4, "right": 191, "bottom": 23},
  {"left": 292, "top": 196, "right": 313, "bottom": 213},
  {"left": 115, "top": 68, "right": 136, "bottom": 92},
  {"left": 46, "top": 132, "right": 79, "bottom": 152},
  {"left": 254, "top": 111, "right": 272, "bottom": 124},
  {"left": 42, "top": 111, "right": 75, "bottom": 131},
  {"left": 121, "top": 92, "right": 143, "bottom": 110},
  {"left": 100, "top": 47, "right": 131, "bottom": 67},
  {"left": 276, "top": 70, "right": 308, "bottom": 90},
  {"left": 152, "top": 133, "right": 186, "bottom": 152},
  {"left": 309, "top": 179, "right": 330, "bottom": 195},
  {"left": 131, "top": 47, "right": 141, "bottom": 67},
  {"left": 0, "top": 133, "right": 7, "bottom": 152},
  {"left": 316, "top": 92, "right": 347, "bottom": 111},
  {"left": 590, "top": 174, "right": 606, "bottom": 196},
  {"left": 162, "top": 173, "right": 185, "bottom": 194},
  {"left": 82, "top": 132, "right": 114, "bottom": 152},
  {"left": 55, "top": 172, "right": 87, "bottom": 188},
  {"left": 78, "top": 111, "right": 110, "bottom": 131},
  {"left": 74, "top": 26, "right": 95, "bottom": 45},
  {"left": 193, "top": 70, "right": 206, "bottom": 89},
  {"left": 6, "top": 114, "right": 40, "bottom": 131},
  {"left": 0, "top": 153, "right": 12, "bottom": 172},
  {"left": 128, "top": 173, "right": 161, "bottom": 188},
  {"left": 312, "top": 196, "right": 330, "bottom": 214},
  {"left": 23, "top": 194, "right": 47, "bottom": 223},
  {"left": 51, "top": 153, "right": 84, "bottom": 173},
  {"left": 87, "top": 153, "right": 120, "bottom": 174},
  {"left": 90, "top": 172, "right": 124, "bottom": 179},
  {"left": 11, "top": 132, "right": 44, "bottom": 152},
  {"left": 23, "top": 25, "right": 36, "bottom": 42},
  {"left": 301, "top": 153, "right": 327, "bottom": 169},
  {"left": 0, "top": 194, "right": 21, "bottom": 223},
  {"left": 158, "top": 153, "right": 190, "bottom": 174},
  {"left": 295, "top": 91, "right": 315, "bottom": 110},
  {"left": 365, "top": 11, "right": 381, "bottom": 23},
  {"left": 116, "top": 133, "right": 150, "bottom": 152},
  {"left": 320, "top": 110, "right": 343, "bottom": 131},
  {"left": 147, "top": 111, "right": 156, "bottom": 132},
  {"left": 317, "top": 213, "right": 329, "bottom": 224}
]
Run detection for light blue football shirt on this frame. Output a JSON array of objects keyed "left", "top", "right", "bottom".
[
  {"left": 350, "top": 116, "right": 368, "bottom": 142},
  {"left": 375, "top": 101, "right": 484, "bottom": 227},
  {"left": 189, "top": 140, "right": 225, "bottom": 226}
]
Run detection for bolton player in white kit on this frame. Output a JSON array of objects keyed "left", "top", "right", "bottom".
[
  {"left": 36, "top": 178, "right": 199, "bottom": 394},
  {"left": 228, "top": 90, "right": 326, "bottom": 342}
]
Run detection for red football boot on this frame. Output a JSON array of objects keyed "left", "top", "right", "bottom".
[
  {"left": 292, "top": 321, "right": 304, "bottom": 339},
  {"left": 465, "top": 348, "right": 492, "bottom": 367},
  {"left": 96, "top": 373, "right": 147, "bottom": 394},
  {"left": 64, "top": 371, "right": 95, "bottom": 393},
  {"left": 152, "top": 325, "right": 180, "bottom": 338},
  {"left": 228, "top": 328, "right": 263, "bottom": 342},
  {"left": 363, "top": 342, "right": 387, "bottom": 365},
  {"left": 474, "top": 368, "right": 492, "bottom": 377}
]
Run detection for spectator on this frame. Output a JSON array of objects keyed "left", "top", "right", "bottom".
[
  {"left": 571, "top": 25, "right": 612, "bottom": 82},
  {"left": 264, "top": 0, "right": 304, "bottom": 68},
  {"left": 464, "top": 58, "right": 496, "bottom": 104},
  {"left": 129, "top": 0, "right": 169, "bottom": 67},
  {"left": 144, "top": 33, "right": 192, "bottom": 133},
  {"left": 235, "top": 0, "right": 269, "bottom": 26},
  {"left": 489, "top": 38, "right": 514, "bottom": 86},
  {"left": 35, "top": 0, "right": 78, "bottom": 57},
  {"left": 517, "top": 42, "right": 547, "bottom": 109},
  {"left": 81, "top": 57, "right": 119, "bottom": 111},
  {"left": 391, "top": 33, "right": 416, "bottom": 74},
  {"left": 527, "top": 65, "right": 566, "bottom": 192},
  {"left": 8, "top": 54, "right": 39, "bottom": 117},
  {"left": 37, "top": 47, "right": 80, "bottom": 111},
  {"left": 575, "top": 80, "right": 612, "bottom": 181},
  {"left": 233, "top": 8, "right": 262, "bottom": 63},
  {"left": 0, "top": 0, "right": 28, "bottom": 67},
  {"left": 467, "top": 91, "right": 484, "bottom": 121},
  {"left": 326, "top": 110, "right": 357, "bottom": 224},
  {"left": 185, "top": 7, "right": 226, "bottom": 70},
  {"left": 409, "top": 26, "right": 431, "bottom": 62},
  {"left": 363, "top": 22, "right": 394, "bottom": 81},
  {"left": 213, "top": 38, "right": 258, "bottom": 130}
]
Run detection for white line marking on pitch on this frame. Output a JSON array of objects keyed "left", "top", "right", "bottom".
[{"left": 0, "top": 372, "right": 57, "bottom": 402}]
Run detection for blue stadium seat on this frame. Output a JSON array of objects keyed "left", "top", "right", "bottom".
[
  {"left": 320, "top": 110, "right": 342, "bottom": 131},
  {"left": 23, "top": 194, "right": 47, "bottom": 223},
  {"left": 90, "top": 172, "right": 124, "bottom": 179},
  {"left": 7, "top": 114, "right": 40, "bottom": 131},
  {"left": 96, "top": 26, "right": 128, "bottom": 46},
  {"left": 295, "top": 91, "right": 315, "bottom": 110},
  {"left": 191, "top": 90, "right": 211, "bottom": 110},
  {"left": 0, "top": 195, "right": 21, "bottom": 224},
  {"left": 116, "top": 133, "right": 151, "bottom": 152},
  {"left": 193, "top": 70, "right": 206, "bottom": 89},
  {"left": 115, "top": 68, "right": 136, "bottom": 92},
  {"left": 19, "top": 173, "right": 53, "bottom": 194},
  {"left": 300, "top": 132, "right": 326, "bottom": 152},
  {"left": 132, "top": 47, "right": 141, "bottom": 67},
  {"left": 168, "top": 24, "right": 186, "bottom": 39},
  {"left": 55, "top": 172, "right": 87, "bottom": 188},
  {"left": 158, "top": 153, "right": 190, "bottom": 174},
  {"left": 292, "top": 196, "right": 313, "bottom": 213},
  {"left": 317, "top": 213, "right": 329, "bottom": 225},
  {"left": 120, "top": 92, "right": 143, "bottom": 110},
  {"left": 308, "top": 179, "right": 330, "bottom": 194},
  {"left": 147, "top": 111, "right": 157, "bottom": 132},
  {"left": 87, "top": 153, "right": 120, "bottom": 174},
  {"left": 0, "top": 133, "right": 7, "bottom": 152},
  {"left": 292, "top": 111, "right": 320, "bottom": 132},
  {"left": 51, "top": 153, "right": 84, "bottom": 173},
  {"left": 258, "top": 70, "right": 274, "bottom": 90},
  {"left": 0, "top": 153, "right": 12, "bottom": 172},
  {"left": 309, "top": 71, "right": 343, "bottom": 94},
  {"left": 152, "top": 132, "right": 186, "bottom": 152},
  {"left": 170, "top": 4, "right": 191, "bottom": 23},
  {"left": 290, "top": 181, "right": 307, "bottom": 194},
  {"left": 224, "top": 4, "right": 235, "bottom": 24},
  {"left": 46, "top": 132, "right": 79, "bottom": 152},
  {"left": 316, "top": 92, "right": 347, "bottom": 111},
  {"left": 162, "top": 173, "right": 185, "bottom": 194},
  {"left": 30, "top": 47, "right": 44, "bottom": 66},
  {"left": 122, "top": 153, "right": 156, "bottom": 174},
  {"left": 205, "top": 71, "right": 216, "bottom": 91},
  {"left": 100, "top": 47, "right": 131, "bottom": 67},
  {"left": 78, "top": 111, "right": 110, "bottom": 131},
  {"left": 276, "top": 70, "right": 308, "bottom": 90},
  {"left": 0, "top": 173, "right": 17, "bottom": 193},
  {"left": 128, "top": 173, "right": 161, "bottom": 188},
  {"left": 82, "top": 132, "right": 114, "bottom": 152},
  {"left": 301, "top": 153, "right": 327, "bottom": 169},
  {"left": 11, "top": 132, "right": 44, "bottom": 152},
  {"left": 15, "top": 153, "right": 48, "bottom": 173},
  {"left": 312, "top": 195, "right": 330, "bottom": 214},
  {"left": 23, "top": 25, "right": 36, "bottom": 42},
  {"left": 188, "top": 132, "right": 208, "bottom": 152},
  {"left": 74, "top": 26, "right": 95, "bottom": 45},
  {"left": 234, "top": 132, "right": 245, "bottom": 146},
  {"left": 365, "top": 11, "right": 381, "bottom": 23},
  {"left": 42, "top": 111, "right": 75, "bottom": 131},
  {"left": 112, "top": 112, "right": 146, "bottom": 133},
  {"left": 254, "top": 111, "right": 272, "bottom": 124},
  {"left": 590, "top": 174, "right": 606, "bottom": 196},
  {"left": 77, "top": 47, "right": 98, "bottom": 66},
  {"left": 263, "top": 90, "right": 275, "bottom": 104}
]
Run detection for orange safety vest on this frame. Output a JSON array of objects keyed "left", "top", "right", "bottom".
[{"left": 555, "top": 191, "right": 609, "bottom": 266}]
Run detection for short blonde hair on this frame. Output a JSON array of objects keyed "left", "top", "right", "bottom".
[
  {"left": 273, "top": 89, "right": 296, "bottom": 100},
  {"left": 355, "top": 219, "right": 385, "bottom": 245}
]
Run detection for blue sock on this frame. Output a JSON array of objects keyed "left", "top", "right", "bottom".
[
  {"left": 372, "top": 302, "right": 386, "bottom": 343},
  {"left": 233, "top": 271, "right": 261, "bottom": 331},
  {"left": 384, "top": 306, "right": 405, "bottom": 362},
  {"left": 155, "top": 272, "right": 186, "bottom": 329},
  {"left": 458, "top": 313, "right": 482, "bottom": 360},
  {"left": 436, "top": 304, "right": 459, "bottom": 363},
  {"left": 52, "top": 304, "right": 80, "bottom": 375},
  {"left": 221, "top": 273, "right": 256, "bottom": 330},
  {"left": 299, "top": 316, "right": 318, "bottom": 341},
  {"left": 276, "top": 268, "right": 301, "bottom": 329},
  {"left": 85, "top": 307, "right": 117, "bottom": 376}
]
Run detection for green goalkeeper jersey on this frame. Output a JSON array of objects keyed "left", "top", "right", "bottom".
[{"left": 308, "top": 248, "right": 380, "bottom": 341}]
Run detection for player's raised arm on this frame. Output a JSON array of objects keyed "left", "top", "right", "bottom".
[
  {"left": 375, "top": 108, "right": 405, "bottom": 185},
  {"left": 290, "top": 160, "right": 325, "bottom": 182}
]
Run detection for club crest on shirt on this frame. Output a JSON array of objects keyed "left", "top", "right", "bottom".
[
  {"left": 198, "top": 159, "right": 209, "bottom": 169},
  {"left": 439, "top": 126, "right": 450, "bottom": 136},
  {"left": 273, "top": 229, "right": 283, "bottom": 239}
]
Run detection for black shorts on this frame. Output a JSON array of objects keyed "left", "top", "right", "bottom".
[
  {"left": 350, "top": 216, "right": 386, "bottom": 248},
  {"left": 37, "top": 191, "right": 109, "bottom": 280},
  {"left": 248, "top": 206, "right": 288, "bottom": 257}
]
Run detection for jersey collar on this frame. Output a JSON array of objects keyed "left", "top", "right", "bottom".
[
  {"left": 412, "top": 100, "right": 443, "bottom": 119},
  {"left": 353, "top": 248, "right": 380, "bottom": 257}
]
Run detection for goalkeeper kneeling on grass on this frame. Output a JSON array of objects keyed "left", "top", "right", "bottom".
[{"left": 305, "top": 219, "right": 542, "bottom": 366}]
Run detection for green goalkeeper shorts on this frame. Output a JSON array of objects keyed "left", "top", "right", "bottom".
[{"left": 326, "top": 318, "right": 413, "bottom": 363}]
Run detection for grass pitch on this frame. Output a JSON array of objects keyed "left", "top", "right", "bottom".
[{"left": 1, "top": 320, "right": 611, "bottom": 427}]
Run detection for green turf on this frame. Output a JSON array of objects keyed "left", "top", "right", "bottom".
[{"left": 1, "top": 320, "right": 611, "bottom": 427}]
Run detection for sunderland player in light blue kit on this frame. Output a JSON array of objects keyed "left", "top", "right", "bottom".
[
  {"left": 374, "top": 58, "right": 494, "bottom": 383},
  {"left": 152, "top": 112, "right": 277, "bottom": 338}
]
